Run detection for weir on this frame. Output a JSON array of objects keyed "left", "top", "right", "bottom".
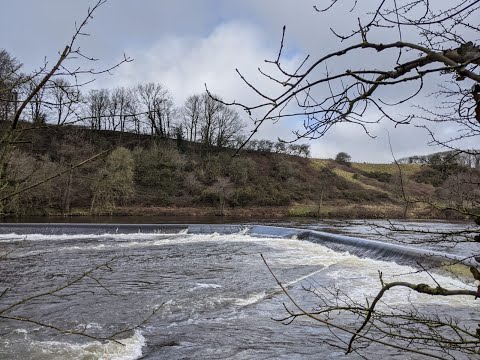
[
  {"left": 247, "top": 225, "right": 476, "bottom": 268},
  {"left": 0, "top": 223, "right": 473, "bottom": 269}
]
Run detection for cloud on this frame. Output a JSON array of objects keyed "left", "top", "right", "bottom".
[{"left": 109, "top": 22, "right": 278, "bottom": 100}]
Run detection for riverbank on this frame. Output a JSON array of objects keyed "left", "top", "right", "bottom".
[{"left": 2, "top": 202, "right": 470, "bottom": 222}]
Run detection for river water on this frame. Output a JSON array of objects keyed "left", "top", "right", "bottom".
[{"left": 0, "top": 221, "right": 477, "bottom": 359}]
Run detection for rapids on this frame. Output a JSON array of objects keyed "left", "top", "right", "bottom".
[{"left": 0, "top": 223, "right": 476, "bottom": 359}]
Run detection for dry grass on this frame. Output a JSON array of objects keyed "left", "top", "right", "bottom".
[
  {"left": 352, "top": 162, "right": 420, "bottom": 175},
  {"left": 310, "top": 159, "right": 333, "bottom": 170},
  {"left": 333, "top": 168, "right": 391, "bottom": 194},
  {"left": 288, "top": 203, "right": 334, "bottom": 217},
  {"left": 310, "top": 159, "right": 421, "bottom": 177},
  {"left": 288, "top": 202, "right": 408, "bottom": 218}
]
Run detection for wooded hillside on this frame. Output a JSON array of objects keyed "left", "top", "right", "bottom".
[{"left": 2, "top": 124, "right": 478, "bottom": 219}]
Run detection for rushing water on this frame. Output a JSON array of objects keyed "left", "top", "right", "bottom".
[{"left": 0, "top": 222, "right": 477, "bottom": 359}]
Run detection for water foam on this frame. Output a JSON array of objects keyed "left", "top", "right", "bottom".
[
  {"left": 190, "top": 283, "right": 223, "bottom": 291},
  {"left": 21, "top": 330, "right": 146, "bottom": 360},
  {"left": 221, "top": 234, "right": 476, "bottom": 308},
  {"left": 233, "top": 291, "right": 268, "bottom": 306},
  {"left": 0, "top": 232, "right": 178, "bottom": 243}
]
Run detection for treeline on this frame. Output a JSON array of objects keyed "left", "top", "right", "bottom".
[
  {"left": 399, "top": 150, "right": 480, "bottom": 169},
  {"left": 0, "top": 48, "right": 310, "bottom": 156}
]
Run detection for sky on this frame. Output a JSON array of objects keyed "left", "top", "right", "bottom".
[{"left": 0, "top": 0, "right": 472, "bottom": 162}]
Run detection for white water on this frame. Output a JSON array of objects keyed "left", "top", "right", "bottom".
[{"left": 2, "top": 330, "right": 145, "bottom": 360}]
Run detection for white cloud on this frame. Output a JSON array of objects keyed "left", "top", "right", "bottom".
[{"left": 107, "top": 21, "right": 296, "bottom": 104}]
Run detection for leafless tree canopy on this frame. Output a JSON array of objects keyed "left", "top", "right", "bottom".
[{"left": 220, "top": 0, "right": 480, "bottom": 155}]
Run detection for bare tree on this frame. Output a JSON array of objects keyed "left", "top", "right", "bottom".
[
  {"left": 197, "top": 92, "right": 245, "bottom": 148},
  {"left": 136, "top": 82, "right": 174, "bottom": 137},
  {"left": 126, "top": 94, "right": 143, "bottom": 135},
  {"left": 154, "top": 93, "right": 176, "bottom": 138},
  {"left": 200, "top": 92, "right": 222, "bottom": 147},
  {"left": 214, "top": 104, "right": 244, "bottom": 148},
  {"left": 0, "top": 49, "right": 22, "bottom": 122},
  {"left": 48, "top": 78, "right": 80, "bottom": 126},
  {"left": 110, "top": 86, "right": 133, "bottom": 132},
  {"left": 181, "top": 94, "right": 202, "bottom": 142},
  {"left": 85, "top": 88, "right": 110, "bottom": 130},
  {"left": 26, "top": 78, "right": 47, "bottom": 125},
  {"left": 219, "top": 1, "right": 480, "bottom": 153}
]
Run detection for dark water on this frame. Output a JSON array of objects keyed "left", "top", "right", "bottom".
[
  {"left": 0, "top": 222, "right": 477, "bottom": 359},
  {"left": 0, "top": 215, "right": 251, "bottom": 224}
]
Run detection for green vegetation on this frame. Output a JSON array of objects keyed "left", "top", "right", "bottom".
[
  {"left": 90, "top": 147, "right": 135, "bottom": 214},
  {"left": 335, "top": 152, "right": 351, "bottom": 166}
]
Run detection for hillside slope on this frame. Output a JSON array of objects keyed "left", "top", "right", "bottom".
[{"left": 1, "top": 125, "right": 475, "bottom": 219}]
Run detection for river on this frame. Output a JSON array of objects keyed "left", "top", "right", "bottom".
[{"left": 0, "top": 220, "right": 477, "bottom": 359}]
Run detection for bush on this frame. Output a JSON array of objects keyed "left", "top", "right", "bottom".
[
  {"left": 133, "top": 144, "right": 184, "bottom": 188},
  {"left": 272, "top": 159, "right": 297, "bottom": 181},
  {"left": 230, "top": 186, "right": 257, "bottom": 206},
  {"left": 258, "top": 186, "right": 291, "bottom": 206},
  {"left": 183, "top": 173, "right": 203, "bottom": 195},
  {"left": 2, "top": 151, "right": 66, "bottom": 215},
  {"left": 91, "top": 147, "right": 135, "bottom": 212},
  {"left": 195, "top": 189, "right": 219, "bottom": 205},
  {"left": 412, "top": 167, "right": 445, "bottom": 187},
  {"left": 198, "top": 153, "right": 231, "bottom": 185},
  {"left": 228, "top": 156, "right": 257, "bottom": 184},
  {"left": 335, "top": 152, "right": 351, "bottom": 166},
  {"left": 364, "top": 171, "right": 392, "bottom": 183}
]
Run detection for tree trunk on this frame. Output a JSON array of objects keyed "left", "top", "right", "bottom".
[
  {"left": 316, "top": 188, "right": 324, "bottom": 218},
  {"left": 62, "top": 166, "right": 73, "bottom": 214},
  {"left": 90, "top": 192, "right": 97, "bottom": 215}
]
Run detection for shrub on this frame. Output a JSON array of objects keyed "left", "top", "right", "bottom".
[
  {"left": 2, "top": 151, "right": 66, "bottom": 215},
  {"left": 183, "top": 173, "right": 203, "bottom": 195},
  {"left": 412, "top": 167, "right": 445, "bottom": 187},
  {"left": 133, "top": 143, "right": 185, "bottom": 189},
  {"left": 195, "top": 189, "right": 219, "bottom": 205},
  {"left": 272, "top": 159, "right": 297, "bottom": 181},
  {"left": 230, "top": 186, "right": 257, "bottom": 206},
  {"left": 200, "top": 155, "right": 224, "bottom": 184},
  {"left": 335, "top": 152, "right": 352, "bottom": 166},
  {"left": 364, "top": 171, "right": 392, "bottom": 183},
  {"left": 91, "top": 147, "right": 135, "bottom": 212},
  {"left": 228, "top": 156, "right": 257, "bottom": 184}
]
